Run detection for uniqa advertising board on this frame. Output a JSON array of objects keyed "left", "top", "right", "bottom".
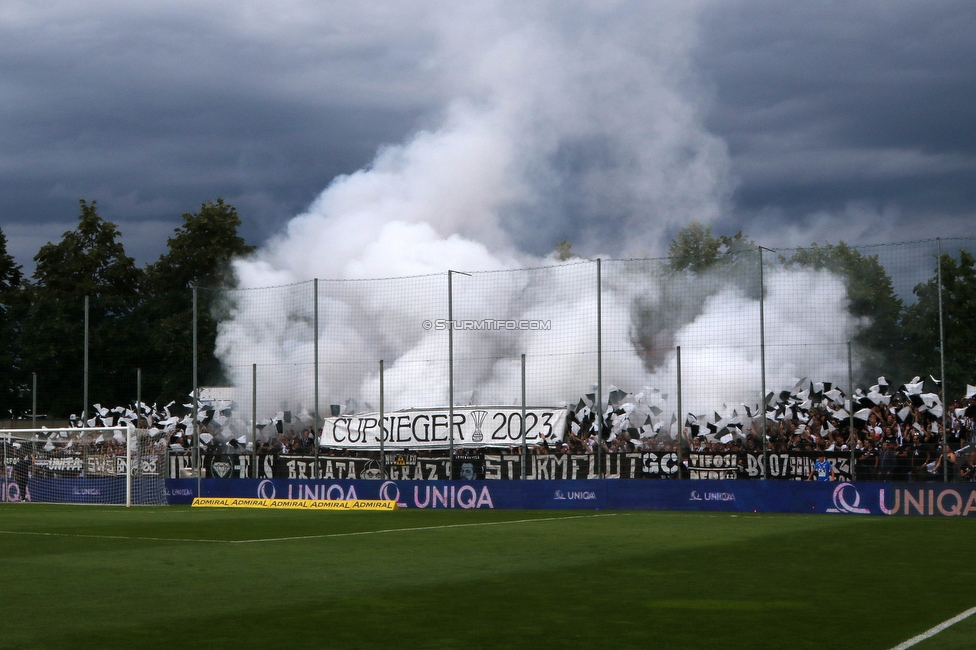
[{"left": 161, "top": 478, "right": 976, "bottom": 516}]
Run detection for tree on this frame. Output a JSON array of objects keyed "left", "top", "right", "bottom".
[
  {"left": 902, "top": 250, "right": 976, "bottom": 393},
  {"left": 0, "top": 228, "right": 22, "bottom": 297},
  {"left": 141, "top": 199, "right": 255, "bottom": 402},
  {"left": 667, "top": 221, "right": 753, "bottom": 273},
  {"left": 634, "top": 223, "right": 757, "bottom": 368},
  {"left": 786, "top": 242, "right": 906, "bottom": 384},
  {"left": 22, "top": 200, "right": 143, "bottom": 417},
  {"left": 33, "top": 200, "right": 140, "bottom": 296},
  {"left": 144, "top": 198, "right": 254, "bottom": 294},
  {"left": 553, "top": 239, "right": 579, "bottom": 261},
  {"left": 0, "top": 227, "right": 24, "bottom": 418}
]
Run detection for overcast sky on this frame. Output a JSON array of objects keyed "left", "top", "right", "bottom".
[{"left": 1, "top": 0, "right": 973, "bottom": 273}]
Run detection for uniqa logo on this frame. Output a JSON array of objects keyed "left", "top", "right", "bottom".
[
  {"left": 378, "top": 481, "right": 401, "bottom": 504},
  {"left": 827, "top": 482, "right": 870, "bottom": 514},
  {"left": 257, "top": 479, "right": 276, "bottom": 499},
  {"left": 570, "top": 491, "right": 597, "bottom": 500},
  {"left": 554, "top": 490, "right": 596, "bottom": 500},
  {"left": 704, "top": 492, "right": 735, "bottom": 501}
]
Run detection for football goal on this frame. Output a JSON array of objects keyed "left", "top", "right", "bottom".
[{"left": 2, "top": 426, "right": 167, "bottom": 506}]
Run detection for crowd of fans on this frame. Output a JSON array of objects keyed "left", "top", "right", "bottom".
[
  {"left": 160, "top": 374, "right": 976, "bottom": 482},
  {"left": 556, "top": 376, "right": 976, "bottom": 481},
  {"left": 6, "top": 374, "right": 976, "bottom": 482}
]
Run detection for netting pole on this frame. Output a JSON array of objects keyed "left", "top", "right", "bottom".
[
  {"left": 521, "top": 353, "right": 527, "bottom": 480},
  {"left": 596, "top": 258, "right": 603, "bottom": 480},
  {"left": 192, "top": 285, "right": 200, "bottom": 497},
  {"left": 126, "top": 427, "right": 132, "bottom": 507},
  {"left": 31, "top": 372, "right": 36, "bottom": 430},
  {"left": 136, "top": 368, "right": 142, "bottom": 427},
  {"left": 758, "top": 248, "right": 768, "bottom": 480},
  {"left": 83, "top": 295, "right": 89, "bottom": 426},
  {"left": 379, "top": 359, "right": 385, "bottom": 480},
  {"left": 848, "top": 341, "right": 855, "bottom": 480},
  {"left": 313, "top": 278, "right": 319, "bottom": 477},
  {"left": 676, "top": 346, "right": 682, "bottom": 480},
  {"left": 448, "top": 270, "right": 454, "bottom": 478},
  {"left": 251, "top": 363, "right": 257, "bottom": 479},
  {"left": 937, "top": 238, "right": 948, "bottom": 482},
  {"left": 136, "top": 369, "right": 142, "bottom": 502}
]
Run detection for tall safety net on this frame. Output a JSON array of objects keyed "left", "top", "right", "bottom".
[{"left": 137, "top": 238, "right": 976, "bottom": 482}]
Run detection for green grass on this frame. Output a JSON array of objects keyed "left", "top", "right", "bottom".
[{"left": 0, "top": 505, "right": 973, "bottom": 649}]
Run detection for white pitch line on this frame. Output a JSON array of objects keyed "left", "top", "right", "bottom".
[
  {"left": 0, "top": 512, "right": 615, "bottom": 545},
  {"left": 227, "top": 513, "right": 616, "bottom": 544},
  {"left": 0, "top": 530, "right": 228, "bottom": 543},
  {"left": 890, "top": 605, "right": 976, "bottom": 650}
]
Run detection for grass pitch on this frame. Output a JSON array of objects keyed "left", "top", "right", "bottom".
[{"left": 0, "top": 505, "right": 973, "bottom": 649}]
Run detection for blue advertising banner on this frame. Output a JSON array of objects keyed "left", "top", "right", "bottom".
[
  {"left": 2, "top": 478, "right": 163, "bottom": 505},
  {"left": 163, "top": 478, "right": 976, "bottom": 517}
]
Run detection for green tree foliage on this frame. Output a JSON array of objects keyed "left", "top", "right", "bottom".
[
  {"left": 634, "top": 223, "right": 757, "bottom": 368},
  {"left": 666, "top": 221, "right": 758, "bottom": 299},
  {"left": 145, "top": 198, "right": 254, "bottom": 294},
  {"left": 553, "top": 239, "right": 578, "bottom": 261},
  {"left": 667, "top": 221, "right": 754, "bottom": 273},
  {"left": 902, "top": 250, "right": 976, "bottom": 393},
  {"left": 1, "top": 198, "right": 253, "bottom": 418},
  {"left": 22, "top": 200, "right": 143, "bottom": 417},
  {"left": 786, "top": 242, "right": 906, "bottom": 383},
  {"left": 33, "top": 200, "right": 140, "bottom": 296},
  {"left": 0, "top": 228, "right": 24, "bottom": 417},
  {"left": 141, "top": 199, "right": 255, "bottom": 403},
  {"left": 0, "top": 228, "right": 23, "bottom": 296}
]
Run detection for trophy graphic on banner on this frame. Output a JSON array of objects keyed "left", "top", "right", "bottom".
[{"left": 471, "top": 410, "right": 488, "bottom": 442}]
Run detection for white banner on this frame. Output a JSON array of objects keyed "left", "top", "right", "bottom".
[{"left": 318, "top": 406, "right": 569, "bottom": 450}]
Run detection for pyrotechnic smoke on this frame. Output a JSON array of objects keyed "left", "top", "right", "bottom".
[{"left": 215, "top": 1, "right": 862, "bottom": 425}]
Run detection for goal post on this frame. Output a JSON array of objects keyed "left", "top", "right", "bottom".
[{"left": 2, "top": 426, "right": 167, "bottom": 506}]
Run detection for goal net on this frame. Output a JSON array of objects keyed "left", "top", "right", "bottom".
[{"left": 1, "top": 427, "right": 168, "bottom": 505}]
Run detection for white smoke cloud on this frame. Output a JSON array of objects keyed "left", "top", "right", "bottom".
[
  {"left": 646, "top": 268, "right": 864, "bottom": 417},
  {"left": 215, "top": 1, "right": 860, "bottom": 425}
]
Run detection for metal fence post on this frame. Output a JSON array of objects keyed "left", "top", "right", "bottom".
[
  {"left": 192, "top": 286, "right": 200, "bottom": 496},
  {"left": 758, "top": 248, "right": 768, "bottom": 480},
  {"left": 596, "top": 258, "right": 603, "bottom": 479},
  {"left": 136, "top": 368, "right": 142, "bottom": 427},
  {"left": 448, "top": 270, "right": 454, "bottom": 478},
  {"left": 676, "top": 346, "right": 682, "bottom": 479},
  {"left": 446, "top": 270, "right": 471, "bottom": 480},
  {"left": 314, "top": 278, "right": 320, "bottom": 477},
  {"left": 521, "top": 353, "right": 528, "bottom": 480},
  {"left": 937, "top": 238, "right": 949, "bottom": 482},
  {"left": 252, "top": 363, "right": 257, "bottom": 479},
  {"left": 126, "top": 427, "right": 132, "bottom": 508},
  {"left": 379, "top": 359, "right": 385, "bottom": 479},
  {"left": 848, "top": 341, "right": 855, "bottom": 480},
  {"left": 83, "top": 295, "right": 89, "bottom": 425}
]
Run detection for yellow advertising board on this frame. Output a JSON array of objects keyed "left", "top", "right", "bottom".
[{"left": 191, "top": 497, "right": 397, "bottom": 511}]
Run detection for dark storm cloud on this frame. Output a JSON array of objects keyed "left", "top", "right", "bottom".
[
  {"left": 695, "top": 0, "right": 976, "bottom": 243},
  {"left": 0, "top": 2, "right": 438, "bottom": 268},
  {"left": 0, "top": 1, "right": 973, "bottom": 271}
]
